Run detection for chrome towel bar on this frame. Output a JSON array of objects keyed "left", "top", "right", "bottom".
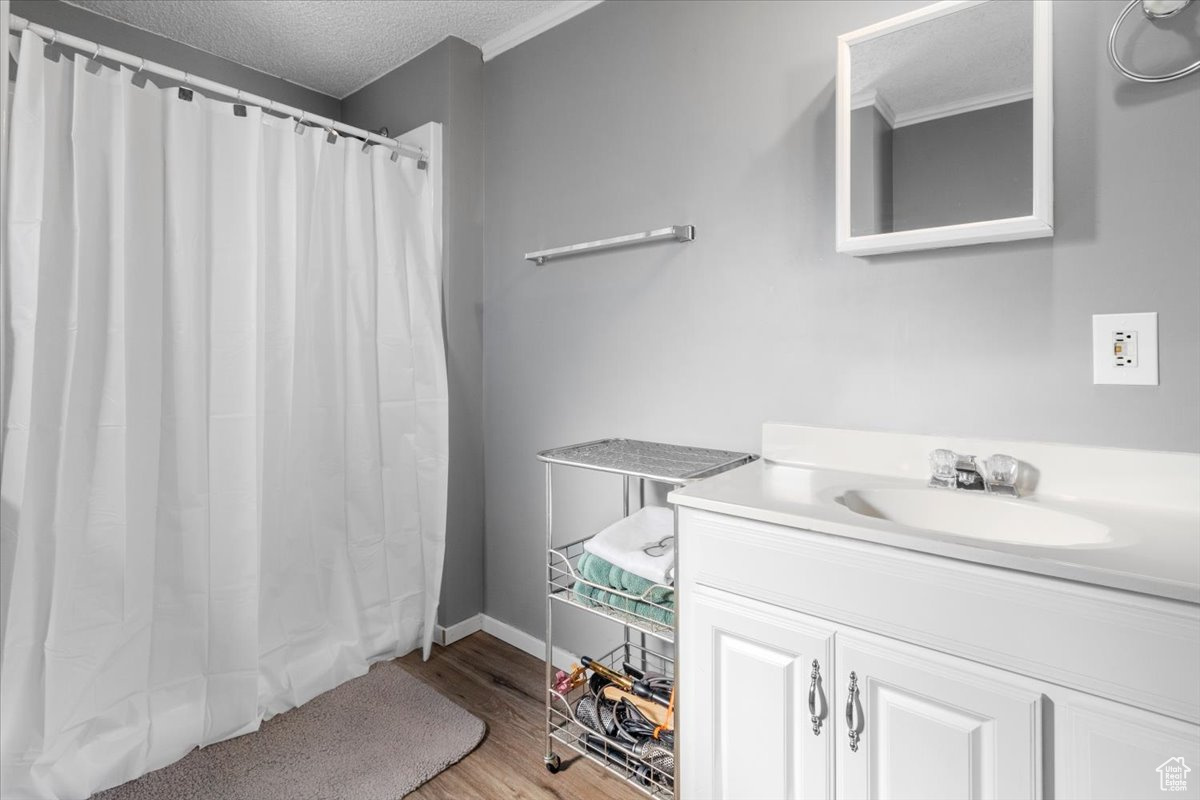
[{"left": 525, "top": 225, "right": 694, "bottom": 265}]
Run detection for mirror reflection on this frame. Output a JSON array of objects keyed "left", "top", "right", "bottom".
[{"left": 849, "top": 1, "right": 1035, "bottom": 236}]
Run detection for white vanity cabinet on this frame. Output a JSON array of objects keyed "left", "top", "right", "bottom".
[
  {"left": 677, "top": 507, "right": 1200, "bottom": 800},
  {"left": 835, "top": 629, "right": 1042, "bottom": 800},
  {"left": 684, "top": 585, "right": 1042, "bottom": 800},
  {"left": 686, "top": 585, "right": 836, "bottom": 800},
  {"left": 1057, "top": 692, "right": 1200, "bottom": 800}
]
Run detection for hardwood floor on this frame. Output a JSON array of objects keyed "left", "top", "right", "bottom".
[{"left": 396, "top": 632, "right": 648, "bottom": 800}]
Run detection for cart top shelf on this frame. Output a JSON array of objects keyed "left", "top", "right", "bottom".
[{"left": 537, "top": 438, "right": 756, "bottom": 485}]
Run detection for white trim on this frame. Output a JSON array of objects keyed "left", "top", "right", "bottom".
[
  {"left": 1, "top": 0, "right": 9, "bottom": 456},
  {"left": 838, "top": 0, "right": 986, "bottom": 46},
  {"left": 892, "top": 87, "right": 1034, "bottom": 129},
  {"left": 432, "top": 612, "right": 584, "bottom": 672},
  {"left": 836, "top": 214, "right": 1053, "bottom": 256},
  {"left": 849, "top": 89, "right": 897, "bottom": 128},
  {"left": 481, "top": 615, "right": 579, "bottom": 670},
  {"left": 1029, "top": 0, "right": 1053, "bottom": 230},
  {"left": 481, "top": 0, "right": 603, "bottom": 62},
  {"left": 835, "top": 0, "right": 1054, "bottom": 257},
  {"left": 853, "top": 85, "right": 1034, "bottom": 131},
  {"left": 435, "top": 613, "right": 483, "bottom": 646}
]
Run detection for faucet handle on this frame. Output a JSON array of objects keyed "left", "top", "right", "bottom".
[
  {"left": 985, "top": 454, "right": 1020, "bottom": 495},
  {"left": 929, "top": 449, "right": 959, "bottom": 489}
]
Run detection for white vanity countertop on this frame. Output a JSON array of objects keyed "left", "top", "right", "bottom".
[{"left": 669, "top": 425, "right": 1200, "bottom": 605}]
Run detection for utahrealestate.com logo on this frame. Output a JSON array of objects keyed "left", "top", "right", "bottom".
[{"left": 1158, "top": 757, "right": 1190, "bottom": 792}]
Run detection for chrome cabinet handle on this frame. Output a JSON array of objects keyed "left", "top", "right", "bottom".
[
  {"left": 845, "top": 671, "right": 861, "bottom": 752},
  {"left": 808, "top": 659, "right": 823, "bottom": 735}
]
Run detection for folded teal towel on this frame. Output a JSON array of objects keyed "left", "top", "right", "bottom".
[
  {"left": 579, "top": 551, "right": 674, "bottom": 603},
  {"left": 574, "top": 552, "right": 675, "bottom": 626}
]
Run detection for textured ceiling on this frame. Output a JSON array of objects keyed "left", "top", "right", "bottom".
[
  {"left": 63, "top": 0, "right": 570, "bottom": 98},
  {"left": 851, "top": 1, "right": 1033, "bottom": 122}
]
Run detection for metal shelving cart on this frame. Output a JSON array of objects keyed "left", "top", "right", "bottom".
[{"left": 538, "top": 438, "right": 757, "bottom": 799}]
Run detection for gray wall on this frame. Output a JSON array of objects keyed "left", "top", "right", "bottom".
[
  {"left": 482, "top": 0, "right": 1200, "bottom": 651},
  {"left": 850, "top": 105, "right": 893, "bottom": 235},
  {"left": 892, "top": 99, "right": 1032, "bottom": 231},
  {"left": 12, "top": 0, "right": 339, "bottom": 117},
  {"left": 343, "top": 38, "right": 486, "bottom": 628}
]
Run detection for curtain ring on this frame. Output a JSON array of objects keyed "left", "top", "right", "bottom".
[
  {"left": 132, "top": 57, "right": 148, "bottom": 87},
  {"left": 92, "top": 43, "right": 102, "bottom": 61},
  {"left": 49, "top": 31, "right": 58, "bottom": 47}
]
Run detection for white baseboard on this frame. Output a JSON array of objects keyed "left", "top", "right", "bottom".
[
  {"left": 480, "top": 614, "right": 579, "bottom": 671},
  {"left": 435, "top": 613, "right": 483, "bottom": 646},
  {"left": 435, "top": 612, "right": 579, "bottom": 670}
]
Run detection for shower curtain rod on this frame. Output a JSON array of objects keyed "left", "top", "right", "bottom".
[{"left": 7, "top": 14, "right": 429, "bottom": 165}]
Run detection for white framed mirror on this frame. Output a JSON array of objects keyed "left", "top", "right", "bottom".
[{"left": 836, "top": 0, "right": 1053, "bottom": 256}]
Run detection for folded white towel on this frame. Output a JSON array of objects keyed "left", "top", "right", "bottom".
[{"left": 583, "top": 505, "right": 676, "bottom": 586}]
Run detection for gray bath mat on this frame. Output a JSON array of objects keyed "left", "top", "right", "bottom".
[{"left": 94, "top": 661, "right": 486, "bottom": 800}]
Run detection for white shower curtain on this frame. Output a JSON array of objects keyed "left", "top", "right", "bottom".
[{"left": 0, "top": 31, "right": 448, "bottom": 800}]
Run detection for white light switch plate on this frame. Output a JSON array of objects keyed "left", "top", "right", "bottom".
[{"left": 1093, "top": 312, "right": 1158, "bottom": 385}]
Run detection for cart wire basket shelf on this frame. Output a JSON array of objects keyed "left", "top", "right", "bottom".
[
  {"left": 548, "top": 641, "right": 675, "bottom": 799},
  {"left": 548, "top": 536, "right": 675, "bottom": 643},
  {"left": 537, "top": 437, "right": 756, "bottom": 484}
]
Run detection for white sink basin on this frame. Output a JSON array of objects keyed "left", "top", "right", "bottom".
[{"left": 837, "top": 488, "right": 1112, "bottom": 547}]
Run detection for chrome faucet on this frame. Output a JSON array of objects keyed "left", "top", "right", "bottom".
[{"left": 929, "top": 449, "right": 1020, "bottom": 497}]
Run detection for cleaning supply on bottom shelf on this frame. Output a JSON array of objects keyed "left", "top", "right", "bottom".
[{"left": 573, "top": 551, "right": 675, "bottom": 625}]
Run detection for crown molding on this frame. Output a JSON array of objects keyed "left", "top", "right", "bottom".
[
  {"left": 893, "top": 87, "right": 1034, "bottom": 129},
  {"left": 851, "top": 85, "right": 1032, "bottom": 131},
  {"left": 481, "top": 0, "right": 603, "bottom": 62},
  {"left": 850, "top": 89, "right": 897, "bottom": 128}
]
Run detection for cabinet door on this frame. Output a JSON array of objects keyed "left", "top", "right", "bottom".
[
  {"left": 836, "top": 629, "right": 1043, "bottom": 800},
  {"left": 1057, "top": 691, "right": 1200, "bottom": 800},
  {"left": 681, "top": 584, "right": 836, "bottom": 800}
]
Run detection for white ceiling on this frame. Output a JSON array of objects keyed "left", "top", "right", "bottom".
[
  {"left": 63, "top": 0, "right": 585, "bottom": 98},
  {"left": 851, "top": 1, "right": 1033, "bottom": 125}
]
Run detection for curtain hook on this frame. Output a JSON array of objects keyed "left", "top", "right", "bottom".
[
  {"left": 92, "top": 43, "right": 102, "bottom": 61},
  {"left": 294, "top": 111, "right": 306, "bottom": 135},
  {"left": 49, "top": 31, "right": 58, "bottom": 47},
  {"left": 178, "top": 73, "right": 194, "bottom": 102},
  {"left": 130, "top": 57, "right": 148, "bottom": 87}
]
